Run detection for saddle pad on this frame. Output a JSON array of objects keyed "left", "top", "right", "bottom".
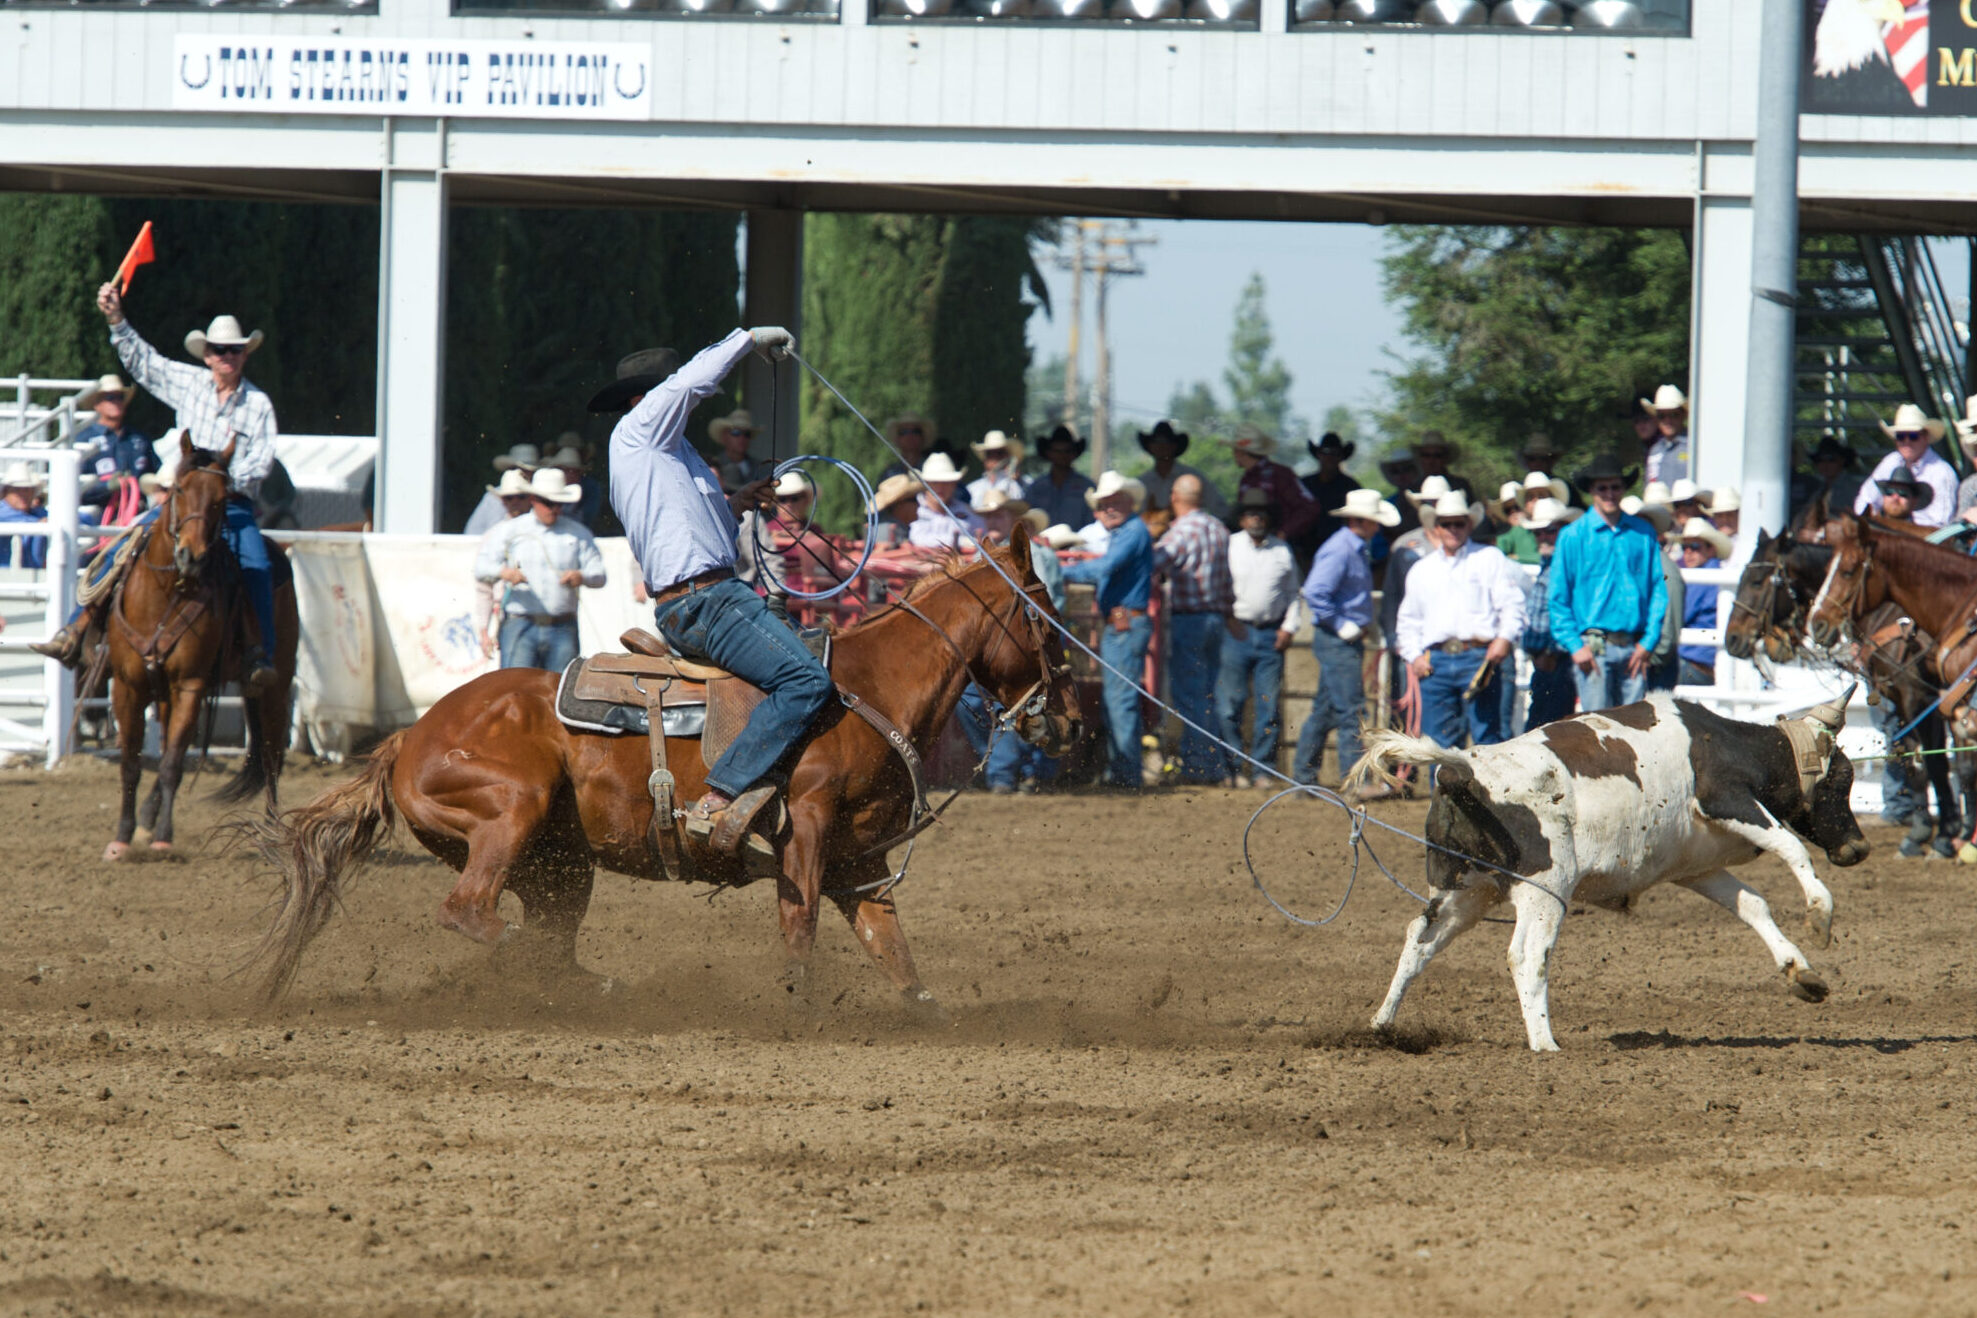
[{"left": 555, "top": 658, "right": 706, "bottom": 738}]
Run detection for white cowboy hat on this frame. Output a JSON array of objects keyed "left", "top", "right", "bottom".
[
  {"left": 1621, "top": 495, "right": 1672, "bottom": 534},
  {"left": 773, "top": 470, "right": 813, "bottom": 499},
  {"left": 1880, "top": 402, "right": 1948, "bottom": 441},
  {"left": 1519, "top": 470, "right": 1570, "bottom": 504},
  {"left": 1706, "top": 486, "right": 1742, "bottom": 515},
  {"left": 1040, "top": 522, "right": 1087, "bottom": 551},
  {"left": 1085, "top": 470, "right": 1147, "bottom": 511},
  {"left": 184, "top": 314, "right": 264, "bottom": 359},
  {"left": 973, "top": 487, "right": 1030, "bottom": 517},
  {"left": 1640, "top": 384, "right": 1688, "bottom": 414},
  {"left": 971, "top": 430, "right": 1024, "bottom": 463},
  {"left": 1, "top": 462, "right": 46, "bottom": 492},
  {"left": 1667, "top": 478, "right": 1706, "bottom": 504},
  {"left": 918, "top": 452, "right": 966, "bottom": 483},
  {"left": 1405, "top": 474, "right": 1458, "bottom": 508},
  {"left": 1228, "top": 423, "right": 1275, "bottom": 459},
  {"left": 868, "top": 473, "right": 924, "bottom": 516},
  {"left": 1330, "top": 487, "right": 1401, "bottom": 527},
  {"left": 526, "top": 468, "right": 583, "bottom": 504},
  {"left": 1424, "top": 490, "right": 1484, "bottom": 526},
  {"left": 1523, "top": 497, "right": 1580, "bottom": 532},
  {"left": 1639, "top": 480, "right": 1673, "bottom": 507},
  {"left": 76, "top": 374, "right": 131, "bottom": 411},
  {"left": 1677, "top": 516, "right": 1735, "bottom": 560},
  {"left": 485, "top": 467, "right": 532, "bottom": 497},
  {"left": 492, "top": 443, "right": 541, "bottom": 472}
]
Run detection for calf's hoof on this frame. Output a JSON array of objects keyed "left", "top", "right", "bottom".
[
  {"left": 102, "top": 841, "right": 130, "bottom": 863},
  {"left": 1786, "top": 965, "right": 1829, "bottom": 1003},
  {"left": 1805, "top": 907, "right": 1833, "bottom": 949}
]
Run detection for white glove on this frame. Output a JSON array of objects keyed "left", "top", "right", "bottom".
[
  {"left": 750, "top": 326, "right": 795, "bottom": 361},
  {"left": 1335, "top": 620, "right": 1363, "bottom": 643}
]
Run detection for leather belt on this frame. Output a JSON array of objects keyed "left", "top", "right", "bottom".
[
  {"left": 1437, "top": 638, "right": 1493, "bottom": 653},
  {"left": 649, "top": 567, "right": 734, "bottom": 608},
  {"left": 513, "top": 613, "right": 577, "bottom": 626},
  {"left": 1584, "top": 628, "right": 1641, "bottom": 646}
]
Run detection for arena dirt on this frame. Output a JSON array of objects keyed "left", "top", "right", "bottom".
[{"left": 3, "top": 757, "right": 1976, "bottom": 1316}]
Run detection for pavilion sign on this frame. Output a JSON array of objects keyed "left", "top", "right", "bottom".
[
  {"left": 1805, "top": 0, "right": 1977, "bottom": 116},
  {"left": 172, "top": 36, "right": 652, "bottom": 121}
]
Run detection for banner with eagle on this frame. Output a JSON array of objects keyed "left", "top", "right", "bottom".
[{"left": 1807, "top": 1, "right": 1977, "bottom": 115}]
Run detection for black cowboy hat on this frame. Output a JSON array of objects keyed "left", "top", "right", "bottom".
[
  {"left": 1520, "top": 431, "right": 1561, "bottom": 463},
  {"left": 1040, "top": 423, "right": 1086, "bottom": 461},
  {"left": 1572, "top": 452, "right": 1640, "bottom": 493},
  {"left": 1137, "top": 419, "right": 1190, "bottom": 459},
  {"left": 1809, "top": 434, "right": 1858, "bottom": 468},
  {"left": 1877, "top": 471, "right": 1926, "bottom": 498},
  {"left": 587, "top": 346, "right": 682, "bottom": 414},
  {"left": 1414, "top": 429, "right": 1455, "bottom": 458},
  {"left": 1307, "top": 431, "right": 1356, "bottom": 462}
]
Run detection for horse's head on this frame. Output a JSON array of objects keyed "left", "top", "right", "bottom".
[
  {"left": 1724, "top": 528, "right": 1789, "bottom": 661},
  {"left": 975, "top": 526, "right": 1083, "bottom": 759},
  {"left": 169, "top": 434, "right": 235, "bottom": 586},
  {"left": 1807, "top": 513, "right": 1874, "bottom": 649}
]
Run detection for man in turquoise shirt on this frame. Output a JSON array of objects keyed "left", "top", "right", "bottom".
[
  {"left": 1061, "top": 472, "right": 1155, "bottom": 788},
  {"left": 1548, "top": 453, "right": 1668, "bottom": 713}
]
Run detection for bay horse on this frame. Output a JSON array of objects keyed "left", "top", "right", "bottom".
[
  {"left": 242, "top": 529, "right": 1082, "bottom": 1011},
  {"left": 104, "top": 435, "right": 299, "bottom": 861}
]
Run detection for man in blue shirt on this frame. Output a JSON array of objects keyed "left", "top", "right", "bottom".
[
  {"left": 1549, "top": 453, "right": 1669, "bottom": 713},
  {"left": 1291, "top": 488, "right": 1397, "bottom": 788},
  {"left": 1518, "top": 497, "right": 1581, "bottom": 728},
  {"left": 1060, "top": 471, "right": 1154, "bottom": 789},
  {"left": 1023, "top": 426, "right": 1097, "bottom": 532},
  {"left": 0, "top": 464, "right": 50, "bottom": 570},
  {"left": 596, "top": 330, "right": 821, "bottom": 857},
  {"left": 73, "top": 374, "right": 156, "bottom": 523}
]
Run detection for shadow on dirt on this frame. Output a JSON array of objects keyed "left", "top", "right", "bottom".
[{"left": 1609, "top": 1029, "right": 1977, "bottom": 1055}]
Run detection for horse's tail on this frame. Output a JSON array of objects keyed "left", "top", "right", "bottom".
[
  {"left": 235, "top": 730, "right": 406, "bottom": 1001},
  {"left": 211, "top": 723, "right": 269, "bottom": 805},
  {"left": 1345, "top": 727, "right": 1476, "bottom": 794}
]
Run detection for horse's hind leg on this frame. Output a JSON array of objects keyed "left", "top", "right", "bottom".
[
  {"left": 503, "top": 848, "right": 602, "bottom": 991},
  {"left": 434, "top": 798, "right": 555, "bottom": 947},
  {"left": 825, "top": 859, "right": 942, "bottom": 1019},
  {"left": 105, "top": 678, "right": 147, "bottom": 862}
]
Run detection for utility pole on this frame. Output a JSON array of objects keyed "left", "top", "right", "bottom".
[
  {"left": 1062, "top": 220, "right": 1085, "bottom": 434},
  {"left": 1089, "top": 224, "right": 1154, "bottom": 475},
  {"left": 1739, "top": 0, "right": 1804, "bottom": 542}
]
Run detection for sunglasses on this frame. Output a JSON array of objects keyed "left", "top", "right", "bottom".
[
  {"left": 207, "top": 344, "right": 246, "bottom": 357},
  {"left": 1434, "top": 518, "right": 1471, "bottom": 529},
  {"left": 1895, "top": 431, "right": 1927, "bottom": 442},
  {"left": 896, "top": 428, "right": 924, "bottom": 438},
  {"left": 1592, "top": 482, "right": 1626, "bottom": 494}
]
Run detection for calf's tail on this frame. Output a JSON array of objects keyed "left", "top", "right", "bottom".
[{"left": 1346, "top": 728, "right": 1478, "bottom": 794}]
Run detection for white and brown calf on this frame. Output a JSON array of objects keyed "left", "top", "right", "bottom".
[{"left": 1348, "top": 693, "right": 1869, "bottom": 1052}]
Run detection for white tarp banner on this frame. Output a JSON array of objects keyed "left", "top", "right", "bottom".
[
  {"left": 171, "top": 36, "right": 653, "bottom": 121},
  {"left": 361, "top": 537, "right": 498, "bottom": 723},
  {"left": 287, "top": 539, "right": 376, "bottom": 727}
]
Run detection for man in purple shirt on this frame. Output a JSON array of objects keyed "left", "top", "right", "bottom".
[{"left": 1290, "top": 489, "right": 1397, "bottom": 788}]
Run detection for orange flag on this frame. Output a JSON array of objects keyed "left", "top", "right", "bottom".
[{"left": 115, "top": 222, "right": 155, "bottom": 294}]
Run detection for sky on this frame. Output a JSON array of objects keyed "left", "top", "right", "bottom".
[{"left": 1026, "top": 219, "right": 1411, "bottom": 438}]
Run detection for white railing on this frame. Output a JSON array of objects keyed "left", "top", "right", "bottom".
[
  {"left": 2, "top": 374, "right": 100, "bottom": 451},
  {"left": 0, "top": 449, "right": 80, "bottom": 767}
]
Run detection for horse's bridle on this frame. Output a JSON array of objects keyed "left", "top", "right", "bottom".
[
  {"left": 140, "top": 468, "right": 222, "bottom": 588},
  {"left": 892, "top": 572, "right": 1068, "bottom": 738}
]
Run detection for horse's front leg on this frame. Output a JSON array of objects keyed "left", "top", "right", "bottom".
[
  {"left": 105, "top": 676, "right": 147, "bottom": 862},
  {"left": 825, "top": 863, "right": 944, "bottom": 1021},
  {"left": 775, "top": 801, "right": 828, "bottom": 987},
  {"left": 149, "top": 683, "right": 207, "bottom": 851}
]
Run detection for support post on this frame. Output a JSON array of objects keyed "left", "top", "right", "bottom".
[
  {"left": 1691, "top": 193, "right": 1755, "bottom": 494},
  {"left": 744, "top": 209, "right": 803, "bottom": 464},
  {"left": 1738, "top": 0, "right": 1804, "bottom": 541},
  {"left": 374, "top": 118, "right": 449, "bottom": 535},
  {"left": 42, "top": 448, "right": 78, "bottom": 767}
]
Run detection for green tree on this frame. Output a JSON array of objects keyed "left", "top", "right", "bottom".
[
  {"left": 1379, "top": 225, "right": 1690, "bottom": 495},
  {"left": 1224, "top": 273, "right": 1301, "bottom": 443}
]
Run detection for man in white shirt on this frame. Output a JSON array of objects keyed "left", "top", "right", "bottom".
[
  {"left": 474, "top": 468, "right": 606, "bottom": 672},
  {"left": 966, "top": 431, "right": 1026, "bottom": 507},
  {"left": 1215, "top": 488, "right": 1300, "bottom": 786},
  {"left": 908, "top": 451, "right": 986, "bottom": 550},
  {"left": 1395, "top": 489, "right": 1527, "bottom": 748},
  {"left": 1854, "top": 403, "right": 1957, "bottom": 527}
]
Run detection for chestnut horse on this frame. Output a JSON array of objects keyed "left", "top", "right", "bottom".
[
  {"left": 104, "top": 436, "right": 299, "bottom": 860},
  {"left": 243, "top": 530, "right": 1082, "bottom": 1011}
]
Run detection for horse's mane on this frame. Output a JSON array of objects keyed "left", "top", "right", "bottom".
[
  {"left": 1858, "top": 516, "right": 1977, "bottom": 579},
  {"left": 838, "top": 546, "right": 1021, "bottom": 638}
]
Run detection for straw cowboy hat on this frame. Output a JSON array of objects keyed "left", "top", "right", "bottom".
[
  {"left": 884, "top": 413, "right": 935, "bottom": 446},
  {"left": 1236, "top": 486, "right": 1277, "bottom": 521},
  {"left": 773, "top": 470, "right": 814, "bottom": 498},
  {"left": 709, "top": 409, "right": 757, "bottom": 444},
  {"left": 869, "top": 473, "right": 924, "bottom": 516},
  {"left": 1136, "top": 420, "right": 1190, "bottom": 459},
  {"left": 1573, "top": 452, "right": 1640, "bottom": 492},
  {"left": 1038, "top": 423, "right": 1086, "bottom": 460},
  {"left": 1620, "top": 495, "right": 1672, "bottom": 534},
  {"left": 1330, "top": 487, "right": 1402, "bottom": 528},
  {"left": 1880, "top": 402, "right": 1947, "bottom": 441},
  {"left": 543, "top": 442, "right": 586, "bottom": 472},
  {"left": 973, "top": 430, "right": 1025, "bottom": 464},
  {"left": 1405, "top": 474, "right": 1460, "bottom": 508},
  {"left": 918, "top": 451, "right": 966, "bottom": 484},
  {"left": 1, "top": 462, "right": 46, "bottom": 493},
  {"left": 1705, "top": 486, "right": 1742, "bottom": 515},
  {"left": 185, "top": 315, "right": 263, "bottom": 359},
  {"left": 1376, "top": 447, "right": 1418, "bottom": 486},
  {"left": 587, "top": 346, "right": 681, "bottom": 413},
  {"left": 1640, "top": 384, "right": 1688, "bottom": 414},
  {"left": 1019, "top": 508, "right": 1050, "bottom": 538},
  {"left": 973, "top": 487, "right": 1030, "bottom": 517},
  {"left": 1523, "top": 497, "right": 1580, "bottom": 532},
  {"left": 485, "top": 467, "right": 532, "bottom": 497},
  {"left": 1228, "top": 423, "right": 1274, "bottom": 459},
  {"left": 76, "top": 374, "right": 131, "bottom": 411},
  {"left": 1677, "top": 516, "right": 1735, "bottom": 560},
  {"left": 491, "top": 443, "right": 540, "bottom": 472},
  {"left": 526, "top": 468, "right": 583, "bottom": 504},
  {"left": 1424, "top": 489, "right": 1484, "bottom": 527},
  {"left": 1085, "top": 470, "right": 1147, "bottom": 511},
  {"left": 1514, "top": 470, "right": 1569, "bottom": 507},
  {"left": 1039, "top": 523, "right": 1086, "bottom": 551},
  {"left": 1494, "top": 480, "right": 1526, "bottom": 520},
  {"left": 1307, "top": 431, "right": 1356, "bottom": 463}
]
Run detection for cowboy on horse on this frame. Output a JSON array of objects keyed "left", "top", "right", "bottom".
[
  {"left": 34, "top": 281, "right": 281, "bottom": 693},
  {"left": 591, "top": 327, "right": 828, "bottom": 856}
]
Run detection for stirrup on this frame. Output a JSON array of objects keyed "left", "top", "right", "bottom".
[
  {"left": 683, "top": 785, "right": 780, "bottom": 859},
  {"left": 242, "top": 647, "right": 280, "bottom": 695}
]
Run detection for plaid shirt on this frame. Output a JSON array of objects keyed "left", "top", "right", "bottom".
[
  {"left": 1154, "top": 508, "right": 1234, "bottom": 615},
  {"left": 111, "top": 320, "right": 278, "bottom": 500}
]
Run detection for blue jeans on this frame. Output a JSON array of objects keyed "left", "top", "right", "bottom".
[
  {"left": 498, "top": 615, "right": 579, "bottom": 672},
  {"left": 1417, "top": 646, "right": 1507, "bottom": 750},
  {"left": 1293, "top": 628, "right": 1366, "bottom": 783},
  {"left": 654, "top": 576, "right": 834, "bottom": 799},
  {"left": 1098, "top": 613, "right": 1154, "bottom": 786},
  {"left": 1574, "top": 644, "right": 1648, "bottom": 713},
  {"left": 1874, "top": 698, "right": 1923, "bottom": 823},
  {"left": 1166, "top": 612, "right": 1225, "bottom": 783},
  {"left": 1216, "top": 622, "right": 1285, "bottom": 777},
  {"left": 958, "top": 684, "right": 1055, "bottom": 790},
  {"left": 89, "top": 499, "right": 276, "bottom": 653},
  {"left": 1526, "top": 658, "right": 1577, "bottom": 728}
]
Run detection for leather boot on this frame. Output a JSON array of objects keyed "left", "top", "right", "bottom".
[
  {"left": 29, "top": 621, "right": 87, "bottom": 669},
  {"left": 242, "top": 645, "right": 280, "bottom": 695}
]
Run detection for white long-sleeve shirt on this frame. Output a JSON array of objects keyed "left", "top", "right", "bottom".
[
  {"left": 1228, "top": 531, "right": 1299, "bottom": 627},
  {"left": 474, "top": 513, "right": 605, "bottom": 619},
  {"left": 908, "top": 494, "right": 986, "bottom": 551},
  {"left": 1854, "top": 447, "right": 1958, "bottom": 527},
  {"left": 110, "top": 320, "right": 278, "bottom": 499},
  {"left": 1394, "top": 540, "right": 1527, "bottom": 662}
]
